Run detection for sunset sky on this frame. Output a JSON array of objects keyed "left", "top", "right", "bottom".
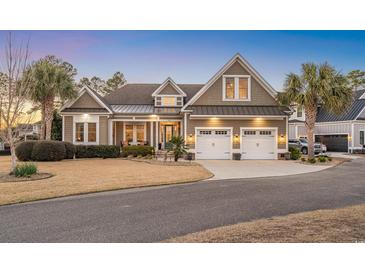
[{"left": 1, "top": 31, "right": 365, "bottom": 91}]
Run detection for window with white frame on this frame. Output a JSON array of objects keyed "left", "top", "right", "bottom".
[
  {"left": 223, "top": 75, "right": 251, "bottom": 101},
  {"left": 297, "top": 106, "right": 303, "bottom": 118},
  {"left": 360, "top": 130, "right": 365, "bottom": 146},
  {"left": 155, "top": 96, "right": 183, "bottom": 107},
  {"left": 75, "top": 122, "right": 97, "bottom": 143},
  {"left": 124, "top": 123, "right": 146, "bottom": 144}
]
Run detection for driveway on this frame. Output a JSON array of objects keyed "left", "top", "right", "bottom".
[
  {"left": 0, "top": 158, "right": 365, "bottom": 242},
  {"left": 197, "top": 160, "right": 330, "bottom": 180}
]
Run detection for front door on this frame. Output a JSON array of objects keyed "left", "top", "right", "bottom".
[{"left": 164, "top": 125, "right": 174, "bottom": 148}]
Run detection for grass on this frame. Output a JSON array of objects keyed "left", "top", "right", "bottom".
[
  {"left": 165, "top": 204, "right": 365, "bottom": 243},
  {"left": 0, "top": 156, "right": 212, "bottom": 206}
]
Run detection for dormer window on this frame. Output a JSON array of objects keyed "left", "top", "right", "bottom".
[
  {"left": 223, "top": 75, "right": 251, "bottom": 101},
  {"left": 155, "top": 96, "right": 183, "bottom": 107}
]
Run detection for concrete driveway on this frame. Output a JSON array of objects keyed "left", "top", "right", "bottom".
[{"left": 197, "top": 160, "right": 331, "bottom": 180}]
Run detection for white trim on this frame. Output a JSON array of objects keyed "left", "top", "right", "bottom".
[
  {"left": 190, "top": 115, "right": 286, "bottom": 119},
  {"left": 240, "top": 127, "right": 279, "bottom": 160},
  {"left": 60, "top": 85, "right": 113, "bottom": 114},
  {"left": 222, "top": 75, "right": 251, "bottom": 101},
  {"left": 123, "top": 122, "right": 147, "bottom": 144},
  {"left": 155, "top": 121, "right": 159, "bottom": 150},
  {"left": 359, "top": 91, "right": 365, "bottom": 99},
  {"left": 285, "top": 116, "right": 288, "bottom": 151},
  {"left": 150, "top": 121, "right": 154, "bottom": 146},
  {"left": 182, "top": 53, "right": 277, "bottom": 111},
  {"left": 62, "top": 116, "right": 65, "bottom": 141},
  {"left": 351, "top": 122, "right": 355, "bottom": 153},
  {"left": 72, "top": 115, "right": 99, "bottom": 145},
  {"left": 108, "top": 120, "right": 113, "bottom": 145},
  {"left": 194, "top": 127, "right": 233, "bottom": 160},
  {"left": 151, "top": 77, "right": 187, "bottom": 97},
  {"left": 354, "top": 106, "right": 365, "bottom": 120},
  {"left": 184, "top": 112, "right": 188, "bottom": 141}
]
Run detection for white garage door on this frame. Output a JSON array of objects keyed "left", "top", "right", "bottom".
[
  {"left": 241, "top": 129, "right": 276, "bottom": 159},
  {"left": 196, "top": 129, "right": 231, "bottom": 159}
]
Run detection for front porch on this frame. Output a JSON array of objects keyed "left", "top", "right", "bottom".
[{"left": 108, "top": 119, "right": 182, "bottom": 150}]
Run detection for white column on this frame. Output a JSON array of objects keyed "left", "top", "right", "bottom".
[
  {"left": 184, "top": 112, "right": 188, "bottom": 141},
  {"left": 150, "top": 121, "right": 154, "bottom": 147},
  {"left": 155, "top": 121, "right": 159, "bottom": 150},
  {"left": 62, "top": 116, "right": 65, "bottom": 141},
  {"left": 108, "top": 120, "right": 113, "bottom": 145}
]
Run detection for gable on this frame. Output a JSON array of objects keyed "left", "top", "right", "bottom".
[
  {"left": 192, "top": 60, "right": 277, "bottom": 106},
  {"left": 159, "top": 82, "right": 182, "bottom": 95},
  {"left": 69, "top": 92, "right": 104, "bottom": 109}
]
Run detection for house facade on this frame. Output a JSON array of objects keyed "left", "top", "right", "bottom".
[
  {"left": 60, "top": 54, "right": 290, "bottom": 160},
  {"left": 289, "top": 90, "right": 365, "bottom": 152}
]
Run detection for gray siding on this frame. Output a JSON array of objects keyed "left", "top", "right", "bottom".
[{"left": 193, "top": 60, "right": 277, "bottom": 106}]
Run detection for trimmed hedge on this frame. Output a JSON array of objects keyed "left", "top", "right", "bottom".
[
  {"left": 289, "top": 146, "right": 301, "bottom": 160},
  {"left": 62, "top": 141, "right": 75, "bottom": 159},
  {"left": 121, "top": 145, "right": 154, "bottom": 157},
  {"left": 15, "top": 141, "right": 37, "bottom": 161},
  {"left": 31, "top": 141, "right": 66, "bottom": 161},
  {"left": 75, "top": 145, "right": 120, "bottom": 158}
]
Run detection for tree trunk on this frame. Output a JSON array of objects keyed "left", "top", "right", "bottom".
[
  {"left": 7, "top": 127, "right": 17, "bottom": 173},
  {"left": 40, "top": 104, "right": 46, "bottom": 140},
  {"left": 44, "top": 96, "right": 54, "bottom": 140},
  {"left": 305, "top": 105, "right": 317, "bottom": 160}
]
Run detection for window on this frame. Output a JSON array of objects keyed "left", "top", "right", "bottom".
[
  {"left": 244, "top": 130, "right": 256, "bottom": 135},
  {"left": 75, "top": 123, "right": 84, "bottom": 142},
  {"left": 199, "top": 130, "right": 212, "bottom": 135},
  {"left": 124, "top": 124, "right": 145, "bottom": 144},
  {"left": 238, "top": 78, "right": 248, "bottom": 99},
  {"left": 360, "top": 131, "right": 365, "bottom": 145},
  {"left": 225, "top": 77, "right": 235, "bottom": 99},
  {"left": 260, "top": 130, "right": 272, "bottom": 135},
  {"left": 136, "top": 125, "right": 145, "bottom": 143},
  {"left": 125, "top": 125, "right": 134, "bottom": 143},
  {"left": 297, "top": 106, "right": 303, "bottom": 118},
  {"left": 155, "top": 97, "right": 162, "bottom": 106},
  {"left": 215, "top": 130, "right": 229, "bottom": 135},
  {"left": 161, "top": 97, "right": 176, "bottom": 106},
  {"left": 223, "top": 76, "right": 251, "bottom": 101},
  {"left": 88, "top": 123, "right": 96, "bottom": 142}
]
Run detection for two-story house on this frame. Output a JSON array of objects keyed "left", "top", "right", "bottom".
[{"left": 60, "top": 54, "right": 290, "bottom": 160}]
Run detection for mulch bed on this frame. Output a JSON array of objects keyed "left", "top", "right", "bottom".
[
  {"left": 0, "top": 173, "right": 53, "bottom": 183},
  {"left": 127, "top": 158, "right": 199, "bottom": 166}
]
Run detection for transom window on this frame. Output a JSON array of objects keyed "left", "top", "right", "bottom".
[{"left": 223, "top": 75, "right": 251, "bottom": 101}]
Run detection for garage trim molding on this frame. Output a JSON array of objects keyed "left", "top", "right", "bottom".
[
  {"left": 195, "top": 127, "right": 233, "bottom": 159},
  {"left": 240, "top": 127, "right": 278, "bottom": 160}
]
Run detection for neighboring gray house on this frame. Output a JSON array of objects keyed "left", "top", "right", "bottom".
[
  {"left": 289, "top": 90, "right": 365, "bottom": 152},
  {"left": 60, "top": 53, "right": 291, "bottom": 160}
]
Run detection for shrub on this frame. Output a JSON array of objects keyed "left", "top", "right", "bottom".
[
  {"left": 166, "top": 136, "right": 187, "bottom": 162},
  {"left": 13, "top": 163, "right": 37, "bottom": 177},
  {"left": 289, "top": 146, "right": 301, "bottom": 160},
  {"left": 301, "top": 157, "right": 306, "bottom": 162},
  {"left": 15, "top": 141, "right": 37, "bottom": 161},
  {"left": 75, "top": 145, "right": 120, "bottom": 158},
  {"left": 31, "top": 141, "right": 66, "bottom": 161},
  {"left": 307, "top": 158, "right": 316, "bottom": 164},
  {"left": 318, "top": 155, "right": 327, "bottom": 163},
  {"left": 121, "top": 145, "right": 154, "bottom": 157},
  {"left": 62, "top": 141, "right": 75, "bottom": 159},
  {"left": 328, "top": 157, "right": 332, "bottom": 162}
]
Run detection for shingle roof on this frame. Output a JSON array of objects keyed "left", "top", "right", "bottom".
[
  {"left": 186, "top": 105, "right": 290, "bottom": 116},
  {"left": 316, "top": 90, "right": 365, "bottom": 122},
  {"left": 111, "top": 104, "right": 181, "bottom": 114},
  {"left": 104, "top": 83, "right": 204, "bottom": 105}
]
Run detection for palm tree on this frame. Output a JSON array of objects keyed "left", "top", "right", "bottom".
[
  {"left": 277, "top": 63, "right": 353, "bottom": 159},
  {"left": 166, "top": 136, "right": 188, "bottom": 162},
  {"left": 27, "top": 56, "right": 77, "bottom": 140}
]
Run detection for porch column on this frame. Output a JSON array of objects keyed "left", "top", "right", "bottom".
[
  {"left": 155, "top": 121, "right": 159, "bottom": 151},
  {"left": 108, "top": 120, "right": 113, "bottom": 145},
  {"left": 150, "top": 121, "right": 154, "bottom": 147}
]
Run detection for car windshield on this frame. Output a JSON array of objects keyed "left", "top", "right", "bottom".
[{"left": 299, "top": 138, "right": 308, "bottom": 144}]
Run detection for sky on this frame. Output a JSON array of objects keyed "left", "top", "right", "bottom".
[{"left": 0, "top": 30, "right": 365, "bottom": 90}]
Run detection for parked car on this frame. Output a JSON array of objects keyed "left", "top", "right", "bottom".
[{"left": 289, "top": 138, "right": 327, "bottom": 155}]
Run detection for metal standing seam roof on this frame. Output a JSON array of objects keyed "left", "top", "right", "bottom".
[
  {"left": 62, "top": 108, "right": 109, "bottom": 113},
  {"left": 315, "top": 90, "right": 365, "bottom": 122},
  {"left": 186, "top": 105, "right": 290, "bottom": 116},
  {"left": 111, "top": 104, "right": 181, "bottom": 114}
]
